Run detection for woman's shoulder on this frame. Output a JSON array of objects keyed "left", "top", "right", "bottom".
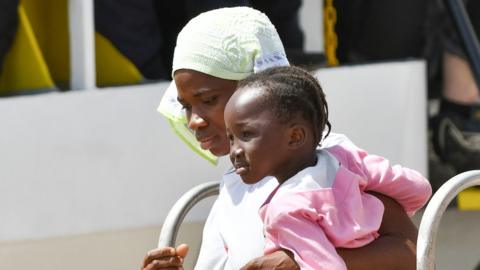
[{"left": 220, "top": 169, "right": 277, "bottom": 194}]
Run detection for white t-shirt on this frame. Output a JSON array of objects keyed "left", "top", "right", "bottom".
[{"left": 194, "top": 133, "right": 351, "bottom": 270}]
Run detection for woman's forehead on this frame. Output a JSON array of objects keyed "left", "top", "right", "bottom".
[{"left": 174, "top": 69, "right": 237, "bottom": 97}]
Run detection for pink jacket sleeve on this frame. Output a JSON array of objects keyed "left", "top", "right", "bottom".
[
  {"left": 260, "top": 192, "right": 347, "bottom": 270},
  {"left": 327, "top": 143, "right": 432, "bottom": 216},
  {"left": 260, "top": 180, "right": 383, "bottom": 270}
]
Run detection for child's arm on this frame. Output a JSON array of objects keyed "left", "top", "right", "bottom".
[
  {"left": 360, "top": 153, "right": 431, "bottom": 216},
  {"left": 329, "top": 143, "right": 432, "bottom": 216},
  {"left": 243, "top": 193, "right": 417, "bottom": 270},
  {"left": 337, "top": 192, "right": 417, "bottom": 270},
  {"left": 263, "top": 210, "right": 347, "bottom": 270},
  {"left": 261, "top": 191, "right": 353, "bottom": 270}
]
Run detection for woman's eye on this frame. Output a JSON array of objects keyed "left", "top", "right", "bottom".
[
  {"left": 228, "top": 134, "right": 234, "bottom": 144},
  {"left": 203, "top": 96, "right": 218, "bottom": 105},
  {"left": 181, "top": 103, "right": 191, "bottom": 111}
]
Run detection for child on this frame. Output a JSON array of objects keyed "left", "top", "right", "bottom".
[{"left": 224, "top": 66, "right": 432, "bottom": 270}]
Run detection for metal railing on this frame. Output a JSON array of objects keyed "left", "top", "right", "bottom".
[
  {"left": 157, "top": 172, "right": 480, "bottom": 269},
  {"left": 417, "top": 170, "right": 480, "bottom": 270},
  {"left": 157, "top": 181, "right": 219, "bottom": 247}
]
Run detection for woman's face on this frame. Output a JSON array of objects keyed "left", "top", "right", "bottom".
[{"left": 174, "top": 69, "right": 238, "bottom": 156}]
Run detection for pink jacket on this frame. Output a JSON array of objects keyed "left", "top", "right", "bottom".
[{"left": 259, "top": 143, "right": 432, "bottom": 270}]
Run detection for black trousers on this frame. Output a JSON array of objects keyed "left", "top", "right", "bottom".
[
  {"left": 334, "top": 0, "right": 480, "bottom": 97},
  {"left": 94, "top": 0, "right": 303, "bottom": 80},
  {"left": 0, "top": 0, "right": 19, "bottom": 74}
]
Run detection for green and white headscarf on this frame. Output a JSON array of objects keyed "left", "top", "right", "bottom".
[{"left": 157, "top": 7, "right": 289, "bottom": 164}]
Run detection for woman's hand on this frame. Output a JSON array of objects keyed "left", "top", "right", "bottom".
[
  {"left": 141, "top": 244, "right": 189, "bottom": 270},
  {"left": 240, "top": 249, "right": 299, "bottom": 270}
]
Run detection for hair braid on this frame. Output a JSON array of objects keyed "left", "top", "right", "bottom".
[{"left": 237, "top": 66, "right": 331, "bottom": 146}]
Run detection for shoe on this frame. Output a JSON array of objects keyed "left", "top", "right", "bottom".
[{"left": 432, "top": 106, "right": 480, "bottom": 173}]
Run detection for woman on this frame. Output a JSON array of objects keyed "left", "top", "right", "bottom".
[{"left": 142, "top": 7, "right": 418, "bottom": 270}]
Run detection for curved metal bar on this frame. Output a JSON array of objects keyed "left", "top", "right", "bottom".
[
  {"left": 158, "top": 181, "right": 219, "bottom": 248},
  {"left": 417, "top": 170, "right": 480, "bottom": 270}
]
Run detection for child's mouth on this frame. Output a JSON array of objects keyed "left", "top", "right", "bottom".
[{"left": 234, "top": 162, "right": 249, "bottom": 175}]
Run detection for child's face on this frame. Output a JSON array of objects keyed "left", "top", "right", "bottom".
[{"left": 224, "top": 87, "right": 292, "bottom": 184}]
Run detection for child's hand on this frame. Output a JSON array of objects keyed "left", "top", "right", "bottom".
[
  {"left": 141, "top": 244, "right": 189, "bottom": 270},
  {"left": 240, "top": 249, "right": 299, "bottom": 270}
]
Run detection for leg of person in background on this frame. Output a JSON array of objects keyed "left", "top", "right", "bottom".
[
  {"left": 183, "top": 0, "right": 249, "bottom": 18},
  {"left": 252, "top": 0, "right": 326, "bottom": 67},
  {"left": 153, "top": 1, "right": 189, "bottom": 79},
  {"left": 335, "top": 0, "right": 428, "bottom": 63},
  {"left": 95, "top": 0, "right": 169, "bottom": 80},
  {"left": 431, "top": 0, "right": 480, "bottom": 177},
  {"left": 251, "top": 0, "right": 303, "bottom": 51},
  {"left": 443, "top": 53, "right": 480, "bottom": 104},
  {"left": 0, "top": 0, "right": 19, "bottom": 75}
]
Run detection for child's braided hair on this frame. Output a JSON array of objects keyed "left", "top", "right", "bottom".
[{"left": 237, "top": 66, "right": 331, "bottom": 145}]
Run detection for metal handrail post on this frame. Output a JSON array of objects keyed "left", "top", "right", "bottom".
[
  {"left": 417, "top": 170, "right": 480, "bottom": 270},
  {"left": 69, "top": 0, "right": 96, "bottom": 90}
]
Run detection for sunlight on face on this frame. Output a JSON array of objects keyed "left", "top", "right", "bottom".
[
  {"left": 225, "top": 87, "right": 291, "bottom": 184},
  {"left": 174, "top": 69, "right": 237, "bottom": 156}
]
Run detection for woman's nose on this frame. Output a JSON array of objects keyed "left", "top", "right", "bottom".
[{"left": 187, "top": 112, "right": 207, "bottom": 130}]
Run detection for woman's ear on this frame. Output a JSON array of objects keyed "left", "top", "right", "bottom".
[{"left": 288, "top": 124, "right": 307, "bottom": 149}]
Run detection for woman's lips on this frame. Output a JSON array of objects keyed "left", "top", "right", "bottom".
[{"left": 198, "top": 135, "right": 216, "bottom": 149}]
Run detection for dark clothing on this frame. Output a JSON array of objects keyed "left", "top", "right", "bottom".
[
  {"left": 335, "top": 0, "right": 429, "bottom": 63},
  {"left": 252, "top": 0, "right": 304, "bottom": 50},
  {"left": 335, "top": 0, "right": 480, "bottom": 98},
  {"left": 94, "top": 0, "right": 303, "bottom": 80},
  {"left": 0, "top": 0, "right": 19, "bottom": 74}
]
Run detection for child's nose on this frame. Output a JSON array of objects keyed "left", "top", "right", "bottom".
[{"left": 230, "top": 145, "right": 243, "bottom": 160}]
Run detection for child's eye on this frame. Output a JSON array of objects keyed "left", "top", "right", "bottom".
[
  {"left": 241, "top": 131, "right": 253, "bottom": 138},
  {"left": 228, "top": 134, "right": 234, "bottom": 145}
]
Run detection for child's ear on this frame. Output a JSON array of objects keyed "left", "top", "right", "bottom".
[{"left": 288, "top": 124, "right": 307, "bottom": 149}]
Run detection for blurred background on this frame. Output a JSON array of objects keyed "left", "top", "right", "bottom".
[{"left": 0, "top": 0, "right": 479, "bottom": 269}]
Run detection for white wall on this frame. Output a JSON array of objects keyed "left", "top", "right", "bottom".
[
  {"left": 0, "top": 60, "right": 426, "bottom": 241},
  {"left": 0, "top": 84, "right": 229, "bottom": 241},
  {"left": 316, "top": 60, "right": 428, "bottom": 174}
]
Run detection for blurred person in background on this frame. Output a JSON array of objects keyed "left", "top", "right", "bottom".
[
  {"left": 94, "top": 0, "right": 305, "bottom": 81},
  {"left": 0, "top": 0, "right": 19, "bottom": 75},
  {"left": 334, "top": 0, "right": 480, "bottom": 190}
]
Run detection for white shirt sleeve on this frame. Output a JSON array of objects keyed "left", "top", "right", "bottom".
[
  {"left": 194, "top": 192, "right": 228, "bottom": 270},
  {"left": 195, "top": 173, "right": 278, "bottom": 270}
]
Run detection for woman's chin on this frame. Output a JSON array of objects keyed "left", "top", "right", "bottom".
[
  {"left": 205, "top": 140, "right": 230, "bottom": 157},
  {"left": 208, "top": 146, "right": 230, "bottom": 157}
]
